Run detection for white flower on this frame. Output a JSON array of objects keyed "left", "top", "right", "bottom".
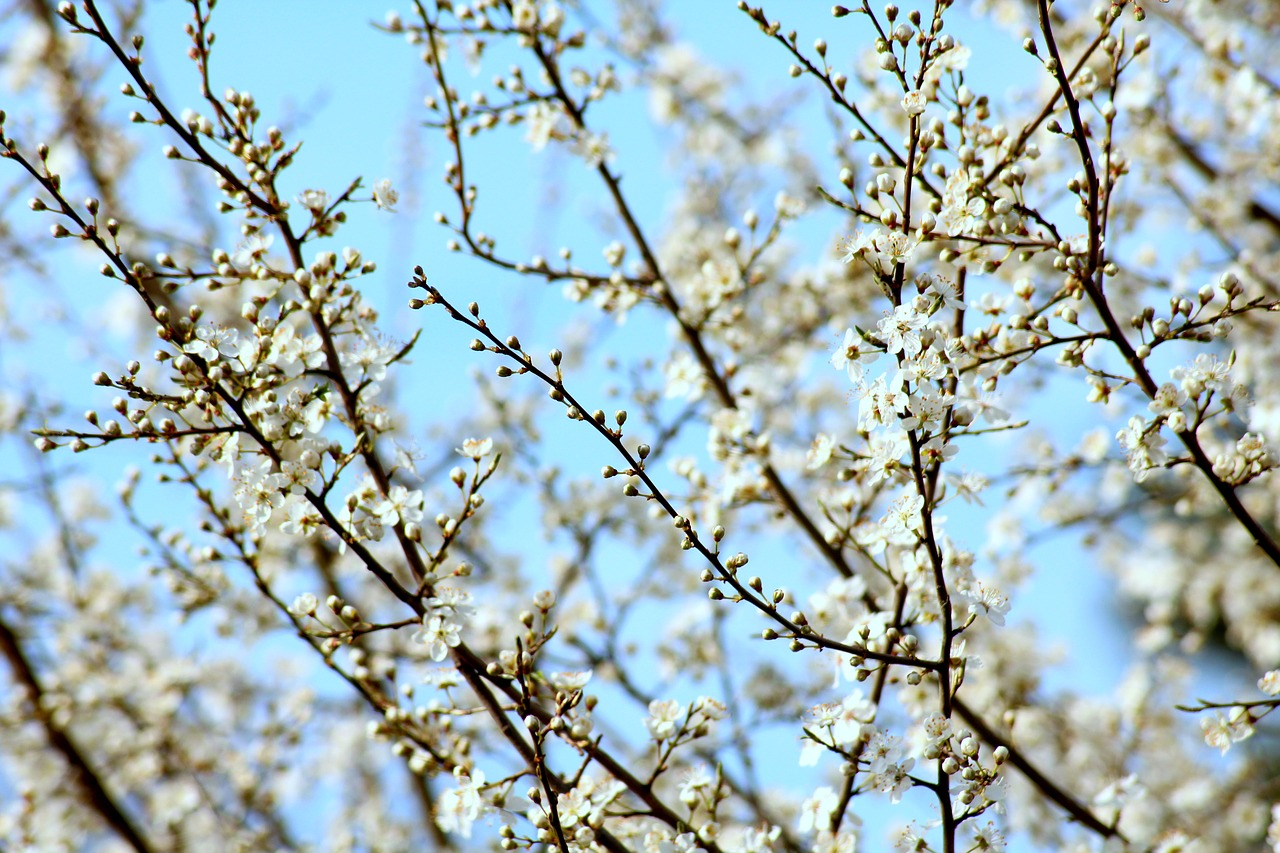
[
  {"left": 774, "top": 191, "right": 805, "bottom": 218},
  {"left": 831, "top": 327, "right": 881, "bottom": 383},
  {"left": 1170, "top": 352, "right": 1230, "bottom": 398},
  {"left": 1201, "top": 708, "right": 1254, "bottom": 754},
  {"left": 525, "top": 101, "right": 564, "bottom": 150},
  {"left": 1260, "top": 670, "right": 1280, "bottom": 696},
  {"left": 901, "top": 89, "right": 927, "bottom": 116},
  {"left": 277, "top": 459, "right": 322, "bottom": 495},
  {"left": 958, "top": 580, "right": 1011, "bottom": 626},
  {"left": 839, "top": 231, "right": 878, "bottom": 264},
  {"left": 427, "top": 587, "right": 476, "bottom": 622},
  {"left": 874, "top": 231, "right": 919, "bottom": 265},
  {"left": 1148, "top": 382, "right": 1188, "bottom": 416},
  {"left": 734, "top": 825, "right": 783, "bottom": 853},
  {"left": 1268, "top": 804, "right": 1280, "bottom": 851},
  {"left": 646, "top": 699, "right": 682, "bottom": 740},
  {"left": 234, "top": 459, "right": 285, "bottom": 534},
  {"left": 894, "top": 823, "right": 927, "bottom": 853},
  {"left": 374, "top": 485, "right": 424, "bottom": 526},
  {"left": 183, "top": 324, "right": 241, "bottom": 362},
  {"left": 372, "top": 178, "right": 399, "bottom": 211},
  {"left": 280, "top": 497, "right": 322, "bottom": 537},
  {"left": 882, "top": 493, "right": 924, "bottom": 537},
  {"left": 340, "top": 338, "right": 397, "bottom": 382},
  {"left": 969, "top": 821, "right": 1005, "bottom": 852},
  {"left": 457, "top": 437, "right": 494, "bottom": 459},
  {"left": 539, "top": 1, "right": 564, "bottom": 35},
  {"left": 678, "top": 765, "right": 712, "bottom": 806},
  {"left": 1116, "top": 416, "right": 1168, "bottom": 482},
  {"left": 864, "top": 730, "right": 904, "bottom": 776},
  {"left": 511, "top": 0, "right": 538, "bottom": 31},
  {"left": 922, "top": 42, "right": 971, "bottom": 87},
  {"left": 865, "top": 432, "right": 908, "bottom": 485},
  {"left": 269, "top": 323, "right": 325, "bottom": 377},
  {"left": 920, "top": 435, "right": 958, "bottom": 465},
  {"left": 414, "top": 615, "right": 462, "bottom": 661},
  {"left": 664, "top": 350, "right": 706, "bottom": 400},
  {"left": 798, "top": 786, "right": 838, "bottom": 833},
  {"left": 573, "top": 130, "right": 614, "bottom": 168},
  {"left": 1093, "top": 774, "right": 1143, "bottom": 808},
  {"left": 288, "top": 593, "right": 318, "bottom": 616},
  {"left": 901, "top": 391, "right": 951, "bottom": 429},
  {"left": 549, "top": 670, "right": 592, "bottom": 691},
  {"left": 858, "top": 374, "right": 908, "bottom": 432},
  {"left": 875, "top": 758, "right": 915, "bottom": 803},
  {"left": 436, "top": 768, "right": 488, "bottom": 837},
  {"left": 298, "top": 188, "right": 329, "bottom": 212},
  {"left": 806, "top": 433, "right": 838, "bottom": 470},
  {"left": 232, "top": 232, "right": 274, "bottom": 267},
  {"left": 658, "top": 833, "right": 705, "bottom": 853}
]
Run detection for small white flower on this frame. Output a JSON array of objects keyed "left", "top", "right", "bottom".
[
  {"left": 901, "top": 89, "right": 927, "bottom": 116},
  {"left": 573, "top": 130, "right": 614, "bottom": 168},
  {"left": 807, "top": 433, "right": 838, "bottom": 470},
  {"left": 969, "top": 821, "right": 1006, "bottom": 852},
  {"left": 524, "top": 101, "right": 564, "bottom": 150},
  {"left": 798, "top": 786, "right": 838, "bottom": 833},
  {"left": 877, "top": 304, "right": 928, "bottom": 358},
  {"left": 549, "top": 670, "right": 592, "bottom": 691},
  {"left": 457, "top": 437, "right": 494, "bottom": 459},
  {"left": 831, "top": 327, "right": 881, "bottom": 383},
  {"left": 436, "top": 768, "right": 488, "bottom": 837},
  {"left": 645, "top": 699, "right": 682, "bottom": 740},
  {"left": 415, "top": 614, "right": 462, "bottom": 661},
  {"left": 1116, "top": 416, "right": 1168, "bottom": 482},
  {"left": 839, "top": 231, "right": 878, "bottom": 264},
  {"left": 1201, "top": 708, "right": 1255, "bottom": 754},
  {"left": 958, "top": 581, "right": 1010, "bottom": 626},
  {"left": 288, "top": 593, "right": 318, "bottom": 616},
  {"left": 374, "top": 485, "right": 424, "bottom": 526},
  {"left": 183, "top": 324, "right": 241, "bottom": 362},
  {"left": 232, "top": 233, "right": 274, "bottom": 267},
  {"left": 298, "top": 188, "right": 330, "bottom": 212},
  {"left": 372, "top": 178, "right": 399, "bottom": 211},
  {"left": 1260, "top": 670, "right": 1280, "bottom": 696},
  {"left": 511, "top": 0, "right": 538, "bottom": 30},
  {"left": 875, "top": 231, "right": 919, "bottom": 265}
]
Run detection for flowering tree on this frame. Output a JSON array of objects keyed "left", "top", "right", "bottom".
[{"left": 2, "top": 0, "right": 1280, "bottom": 850}]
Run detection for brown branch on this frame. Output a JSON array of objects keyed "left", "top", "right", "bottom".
[
  {"left": 955, "top": 698, "right": 1122, "bottom": 841},
  {"left": 0, "top": 617, "right": 157, "bottom": 853},
  {"left": 1037, "top": 0, "right": 1280, "bottom": 571}
]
